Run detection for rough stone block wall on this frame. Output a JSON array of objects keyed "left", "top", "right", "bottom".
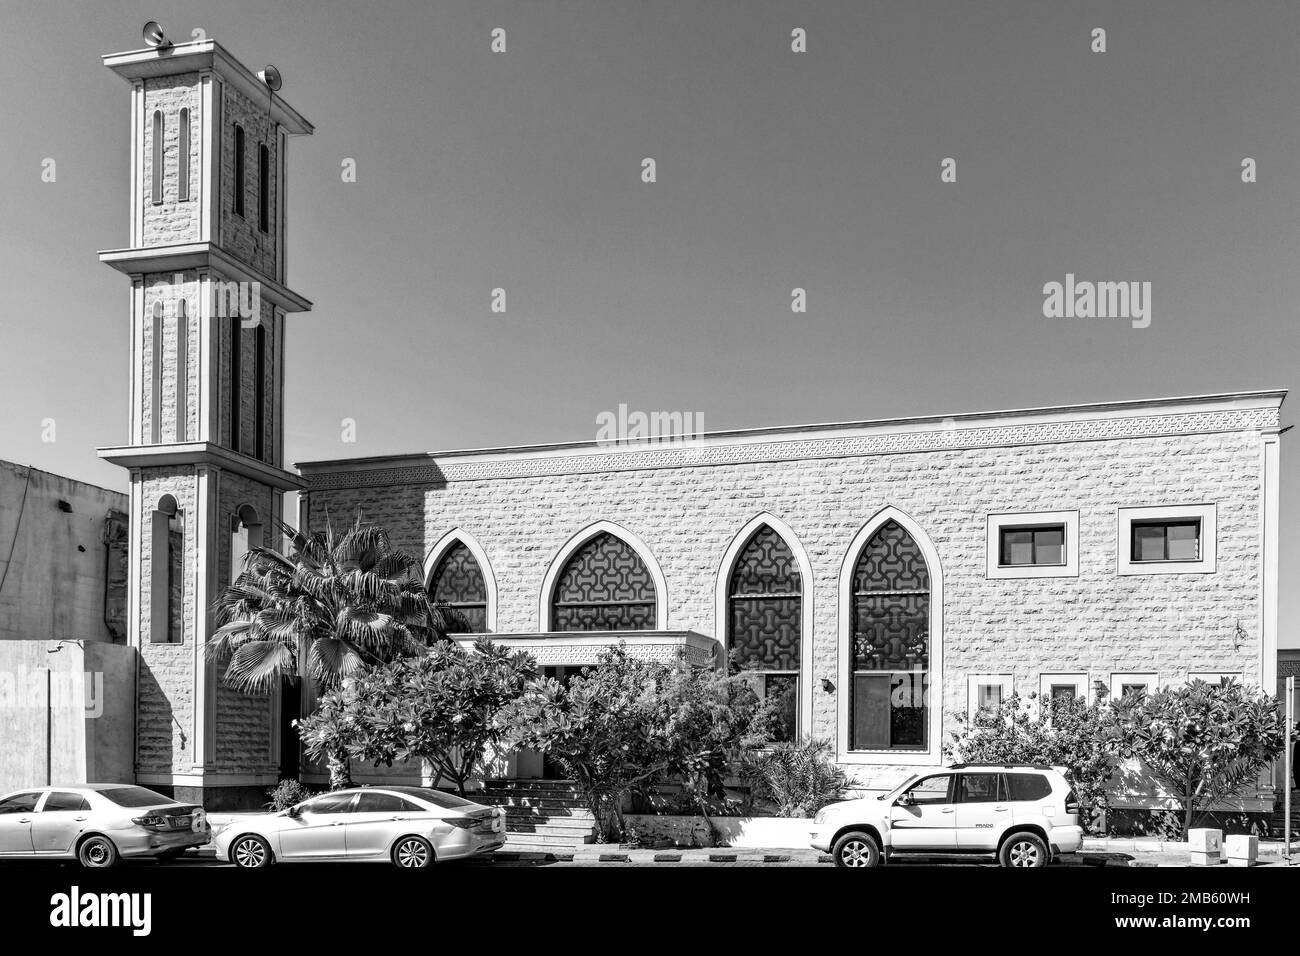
[
  {"left": 220, "top": 83, "right": 277, "bottom": 277},
  {"left": 135, "top": 468, "right": 199, "bottom": 774},
  {"left": 142, "top": 75, "right": 202, "bottom": 245},
  {"left": 310, "top": 426, "right": 1268, "bottom": 795},
  {"left": 142, "top": 271, "right": 200, "bottom": 444}
]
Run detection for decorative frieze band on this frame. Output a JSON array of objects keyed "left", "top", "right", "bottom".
[{"left": 303, "top": 407, "right": 1278, "bottom": 491}]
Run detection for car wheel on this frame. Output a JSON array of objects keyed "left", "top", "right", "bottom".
[
  {"left": 392, "top": 835, "right": 434, "bottom": 869},
  {"left": 77, "top": 835, "right": 119, "bottom": 869},
  {"left": 229, "top": 834, "right": 273, "bottom": 869},
  {"left": 999, "top": 832, "right": 1049, "bottom": 868},
  {"left": 832, "top": 831, "right": 881, "bottom": 868}
]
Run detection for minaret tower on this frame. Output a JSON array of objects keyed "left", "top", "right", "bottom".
[{"left": 98, "top": 25, "right": 313, "bottom": 808}]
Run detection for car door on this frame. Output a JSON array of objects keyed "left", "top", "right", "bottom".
[
  {"left": 0, "top": 792, "right": 41, "bottom": 854},
  {"left": 889, "top": 773, "right": 956, "bottom": 849},
  {"left": 344, "top": 792, "right": 429, "bottom": 858},
  {"left": 277, "top": 791, "right": 355, "bottom": 859},
  {"left": 954, "top": 773, "right": 1009, "bottom": 850},
  {"left": 30, "top": 791, "right": 92, "bottom": 854}
]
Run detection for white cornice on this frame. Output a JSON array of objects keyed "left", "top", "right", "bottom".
[
  {"left": 97, "top": 442, "right": 305, "bottom": 491},
  {"left": 99, "top": 242, "right": 312, "bottom": 313},
  {"left": 298, "top": 391, "right": 1285, "bottom": 491}
]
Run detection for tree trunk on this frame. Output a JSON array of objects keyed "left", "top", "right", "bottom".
[{"left": 327, "top": 748, "right": 352, "bottom": 790}]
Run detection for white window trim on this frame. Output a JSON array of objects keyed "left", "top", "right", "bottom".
[
  {"left": 985, "top": 510, "right": 1079, "bottom": 579},
  {"left": 1117, "top": 504, "right": 1216, "bottom": 575},
  {"left": 423, "top": 528, "right": 498, "bottom": 632},
  {"left": 714, "top": 512, "right": 814, "bottom": 739},
  {"left": 1038, "top": 672, "right": 1089, "bottom": 703},
  {"left": 1110, "top": 672, "right": 1158, "bottom": 699},
  {"left": 967, "top": 674, "right": 1014, "bottom": 722},
  {"left": 836, "top": 506, "right": 944, "bottom": 767},
  {"left": 1188, "top": 672, "right": 1241, "bottom": 686}
]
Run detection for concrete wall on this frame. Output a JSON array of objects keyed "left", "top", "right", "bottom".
[
  {"left": 0, "top": 639, "right": 135, "bottom": 789},
  {"left": 0, "top": 461, "right": 127, "bottom": 645}
]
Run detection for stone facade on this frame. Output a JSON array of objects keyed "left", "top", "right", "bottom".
[{"left": 300, "top": 393, "right": 1284, "bottom": 804}]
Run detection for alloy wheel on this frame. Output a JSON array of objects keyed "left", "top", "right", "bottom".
[
  {"left": 840, "top": 840, "right": 873, "bottom": 867},
  {"left": 394, "top": 838, "right": 431, "bottom": 868},
  {"left": 232, "top": 837, "right": 269, "bottom": 868},
  {"left": 1007, "top": 840, "right": 1041, "bottom": 867}
]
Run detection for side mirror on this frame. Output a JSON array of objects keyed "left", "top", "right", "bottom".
[
  {"left": 896, "top": 792, "right": 915, "bottom": 807},
  {"left": 286, "top": 805, "right": 302, "bottom": 818}
]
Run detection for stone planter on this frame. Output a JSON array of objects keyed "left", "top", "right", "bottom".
[{"left": 621, "top": 813, "right": 814, "bottom": 849}]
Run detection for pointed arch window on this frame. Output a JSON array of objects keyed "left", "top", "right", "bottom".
[
  {"left": 150, "top": 301, "right": 164, "bottom": 443},
  {"left": 178, "top": 108, "right": 190, "bottom": 201},
  {"left": 551, "top": 531, "right": 656, "bottom": 631},
  {"left": 233, "top": 124, "right": 246, "bottom": 217},
  {"left": 151, "top": 110, "right": 164, "bottom": 205},
  {"left": 428, "top": 541, "right": 488, "bottom": 633},
  {"left": 850, "top": 520, "right": 930, "bottom": 751},
  {"left": 727, "top": 526, "right": 801, "bottom": 742},
  {"left": 150, "top": 494, "right": 184, "bottom": 644}
]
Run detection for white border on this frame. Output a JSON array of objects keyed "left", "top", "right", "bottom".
[
  {"left": 1116, "top": 504, "right": 1216, "bottom": 575},
  {"left": 986, "top": 510, "right": 1079, "bottom": 579},
  {"left": 836, "top": 506, "right": 943, "bottom": 766},
  {"left": 1110, "top": 672, "right": 1158, "bottom": 698},
  {"left": 966, "top": 674, "right": 1014, "bottom": 721},
  {"left": 714, "top": 512, "right": 814, "bottom": 738},
  {"left": 538, "top": 520, "right": 668, "bottom": 632},
  {"left": 423, "top": 528, "right": 499, "bottom": 633}
]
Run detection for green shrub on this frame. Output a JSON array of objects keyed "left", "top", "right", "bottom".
[
  {"left": 741, "top": 738, "right": 848, "bottom": 818},
  {"left": 265, "top": 779, "right": 316, "bottom": 811}
]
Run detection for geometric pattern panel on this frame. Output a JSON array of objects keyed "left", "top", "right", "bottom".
[
  {"left": 429, "top": 541, "right": 488, "bottom": 633},
  {"left": 852, "top": 520, "right": 930, "bottom": 671},
  {"left": 852, "top": 520, "right": 929, "bottom": 593},
  {"left": 728, "top": 526, "right": 801, "bottom": 671},
  {"left": 551, "top": 531, "right": 656, "bottom": 631}
]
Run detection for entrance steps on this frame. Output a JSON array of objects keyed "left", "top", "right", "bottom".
[{"left": 477, "top": 779, "right": 596, "bottom": 854}]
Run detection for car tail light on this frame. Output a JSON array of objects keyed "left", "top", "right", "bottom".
[
  {"left": 1064, "top": 789, "right": 1080, "bottom": 816},
  {"left": 446, "top": 818, "right": 478, "bottom": 830},
  {"left": 132, "top": 815, "right": 168, "bottom": 830}
]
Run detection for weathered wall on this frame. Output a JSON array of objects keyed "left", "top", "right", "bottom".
[{"left": 0, "top": 461, "right": 127, "bottom": 645}]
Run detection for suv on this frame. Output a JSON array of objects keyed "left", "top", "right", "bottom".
[{"left": 810, "top": 764, "right": 1083, "bottom": 868}]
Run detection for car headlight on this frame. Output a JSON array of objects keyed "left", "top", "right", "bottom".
[{"left": 813, "top": 808, "right": 828, "bottom": 825}]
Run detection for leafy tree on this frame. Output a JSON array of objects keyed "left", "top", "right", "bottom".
[
  {"left": 296, "top": 638, "right": 536, "bottom": 795},
  {"left": 498, "top": 646, "right": 775, "bottom": 842},
  {"left": 1109, "top": 680, "right": 1286, "bottom": 839},
  {"left": 945, "top": 692, "right": 1118, "bottom": 825},
  {"left": 210, "top": 515, "right": 445, "bottom": 788}
]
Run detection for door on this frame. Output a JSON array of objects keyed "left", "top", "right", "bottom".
[
  {"left": 889, "top": 773, "right": 956, "bottom": 849},
  {"left": 345, "top": 792, "right": 427, "bottom": 859},
  {"left": 540, "top": 666, "right": 580, "bottom": 779},
  {"left": 954, "top": 773, "right": 1009, "bottom": 850},
  {"left": 0, "top": 792, "right": 41, "bottom": 854},
  {"left": 278, "top": 791, "right": 354, "bottom": 859},
  {"left": 31, "top": 791, "right": 92, "bottom": 854}
]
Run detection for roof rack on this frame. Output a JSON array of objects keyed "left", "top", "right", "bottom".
[{"left": 947, "top": 763, "right": 1053, "bottom": 770}]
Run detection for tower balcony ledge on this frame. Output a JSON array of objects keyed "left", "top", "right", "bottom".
[
  {"left": 97, "top": 441, "right": 306, "bottom": 492},
  {"left": 99, "top": 242, "right": 311, "bottom": 314}
]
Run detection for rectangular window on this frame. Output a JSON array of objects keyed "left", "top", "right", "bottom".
[
  {"left": 229, "top": 318, "right": 242, "bottom": 452},
  {"left": 1131, "top": 519, "right": 1200, "bottom": 562},
  {"left": 1110, "top": 672, "right": 1157, "bottom": 700},
  {"left": 258, "top": 143, "right": 270, "bottom": 233},
  {"left": 233, "top": 124, "right": 245, "bottom": 217},
  {"left": 999, "top": 525, "right": 1065, "bottom": 567},
  {"left": 1038, "top": 673, "right": 1087, "bottom": 705},
  {"left": 1117, "top": 505, "right": 1215, "bottom": 575},
  {"left": 175, "top": 300, "right": 187, "bottom": 441},
  {"left": 851, "top": 671, "right": 927, "bottom": 751},
  {"left": 150, "top": 305, "right": 163, "bottom": 443},
  {"left": 967, "top": 674, "right": 1013, "bottom": 721},
  {"left": 1005, "top": 773, "right": 1052, "bottom": 802},
  {"left": 958, "top": 773, "right": 1001, "bottom": 803},
  {"left": 151, "top": 110, "right": 163, "bottom": 204},
  {"left": 986, "top": 511, "right": 1078, "bottom": 579},
  {"left": 254, "top": 323, "right": 266, "bottom": 460},
  {"left": 178, "top": 108, "right": 190, "bottom": 201}
]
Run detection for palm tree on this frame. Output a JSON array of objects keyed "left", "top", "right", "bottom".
[{"left": 209, "top": 515, "right": 446, "bottom": 788}]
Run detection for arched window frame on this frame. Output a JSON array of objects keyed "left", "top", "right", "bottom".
[
  {"left": 837, "top": 506, "right": 944, "bottom": 766},
  {"left": 150, "top": 494, "right": 184, "bottom": 644},
  {"left": 230, "top": 504, "right": 263, "bottom": 585},
  {"left": 423, "top": 528, "right": 497, "bottom": 633},
  {"left": 539, "top": 521, "right": 667, "bottom": 632},
  {"left": 151, "top": 109, "right": 164, "bottom": 205},
  {"left": 233, "top": 123, "right": 246, "bottom": 217},
  {"left": 178, "top": 107, "right": 190, "bottom": 201},
  {"left": 150, "top": 300, "right": 164, "bottom": 444},
  {"left": 714, "top": 512, "right": 813, "bottom": 739}
]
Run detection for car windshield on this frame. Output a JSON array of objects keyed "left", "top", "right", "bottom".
[
  {"left": 879, "top": 775, "right": 919, "bottom": 800},
  {"left": 98, "top": 786, "right": 178, "bottom": 808}
]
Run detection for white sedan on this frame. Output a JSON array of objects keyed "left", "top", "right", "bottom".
[{"left": 213, "top": 786, "right": 506, "bottom": 868}]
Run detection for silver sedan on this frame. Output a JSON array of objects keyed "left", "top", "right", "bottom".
[
  {"left": 0, "top": 784, "right": 210, "bottom": 867},
  {"left": 213, "top": 786, "right": 506, "bottom": 868}
]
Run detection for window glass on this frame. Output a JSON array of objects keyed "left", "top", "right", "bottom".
[
  {"left": 903, "top": 774, "right": 952, "bottom": 806},
  {"left": 1049, "top": 684, "right": 1077, "bottom": 703},
  {"left": 959, "top": 774, "right": 1000, "bottom": 803},
  {"left": 551, "top": 532, "right": 656, "bottom": 631},
  {"left": 41, "top": 792, "right": 91, "bottom": 812},
  {"left": 1165, "top": 522, "right": 1199, "bottom": 561},
  {"left": 1005, "top": 774, "right": 1052, "bottom": 802},
  {"left": 303, "top": 792, "right": 356, "bottom": 814},
  {"left": 0, "top": 792, "right": 41, "bottom": 814},
  {"left": 353, "top": 792, "right": 420, "bottom": 813},
  {"left": 1132, "top": 520, "right": 1200, "bottom": 562},
  {"left": 1121, "top": 683, "right": 1148, "bottom": 698},
  {"left": 429, "top": 542, "right": 488, "bottom": 633},
  {"left": 98, "top": 786, "right": 175, "bottom": 808},
  {"left": 976, "top": 683, "right": 1003, "bottom": 714},
  {"left": 999, "top": 525, "right": 1065, "bottom": 566}
]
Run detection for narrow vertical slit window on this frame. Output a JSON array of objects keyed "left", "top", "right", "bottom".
[
  {"left": 230, "top": 317, "right": 242, "bottom": 452},
  {"left": 258, "top": 143, "right": 270, "bottom": 233},
  {"left": 150, "top": 301, "right": 164, "bottom": 443},
  {"left": 254, "top": 323, "right": 266, "bottom": 460},
  {"left": 175, "top": 299, "right": 188, "bottom": 441},
  {"left": 178, "top": 108, "right": 190, "bottom": 201},
  {"left": 233, "top": 124, "right": 245, "bottom": 217},
  {"left": 151, "top": 110, "right": 164, "bottom": 204}
]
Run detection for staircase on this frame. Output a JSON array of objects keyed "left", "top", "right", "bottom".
[
  {"left": 1269, "top": 792, "right": 1300, "bottom": 838},
  {"left": 476, "top": 780, "right": 597, "bottom": 855}
]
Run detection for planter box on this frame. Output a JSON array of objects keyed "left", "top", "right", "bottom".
[{"left": 622, "top": 814, "right": 814, "bottom": 849}]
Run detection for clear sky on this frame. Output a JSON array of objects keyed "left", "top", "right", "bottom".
[{"left": 1, "top": 0, "right": 1298, "bottom": 645}]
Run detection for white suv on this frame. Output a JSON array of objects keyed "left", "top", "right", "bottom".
[{"left": 810, "top": 764, "right": 1083, "bottom": 867}]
